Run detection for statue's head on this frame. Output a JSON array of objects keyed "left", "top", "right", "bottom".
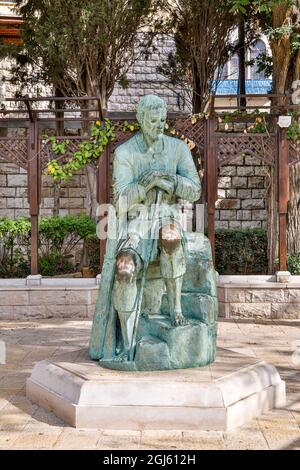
[{"left": 136, "top": 94, "right": 167, "bottom": 142}]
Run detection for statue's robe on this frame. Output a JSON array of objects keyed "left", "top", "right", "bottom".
[{"left": 89, "top": 133, "right": 201, "bottom": 360}]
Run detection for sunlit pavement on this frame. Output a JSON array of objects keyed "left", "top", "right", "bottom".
[{"left": 0, "top": 318, "right": 300, "bottom": 450}]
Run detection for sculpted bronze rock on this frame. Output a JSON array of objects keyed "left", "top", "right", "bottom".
[{"left": 89, "top": 95, "right": 218, "bottom": 370}]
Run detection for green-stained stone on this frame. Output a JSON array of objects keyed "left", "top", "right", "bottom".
[
  {"left": 161, "top": 293, "right": 218, "bottom": 325},
  {"left": 144, "top": 315, "right": 211, "bottom": 369},
  {"left": 183, "top": 259, "right": 217, "bottom": 297},
  {"left": 135, "top": 337, "right": 171, "bottom": 370}
]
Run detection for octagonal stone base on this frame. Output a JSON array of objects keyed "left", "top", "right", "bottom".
[{"left": 26, "top": 348, "right": 285, "bottom": 431}]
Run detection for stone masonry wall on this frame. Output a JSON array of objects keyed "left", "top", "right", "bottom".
[
  {"left": 0, "top": 160, "right": 29, "bottom": 219},
  {"left": 218, "top": 281, "right": 300, "bottom": 319},
  {"left": 109, "top": 35, "right": 190, "bottom": 113},
  {"left": 0, "top": 159, "right": 87, "bottom": 218},
  {"left": 0, "top": 153, "right": 269, "bottom": 227},
  {"left": 216, "top": 155, "right": 269, "bottom": 230},
  {"left": 0, "top": 278, "right": 299, "bottom": 320}
]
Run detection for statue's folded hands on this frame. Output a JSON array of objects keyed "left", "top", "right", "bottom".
[{"left": 139, "top": 169, "right": 177, "bottom": 195}]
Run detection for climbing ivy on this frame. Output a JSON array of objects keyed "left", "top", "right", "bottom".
[{"left": 45, "top": 119, "right": 115, "bottom": 181}]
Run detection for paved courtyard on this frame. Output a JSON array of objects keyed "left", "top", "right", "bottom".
[{"left": 0, "top": 318, "right": 299, "bottom": 450}]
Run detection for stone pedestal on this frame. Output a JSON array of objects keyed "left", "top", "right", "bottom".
[{"left": 26, "top": 348, "right": 285, "bottom": 431}]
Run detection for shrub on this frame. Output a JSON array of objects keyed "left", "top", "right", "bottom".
[
  {"left": 215, "top": 228, "right": 268, "bottom": 275},
  {"left": 0, "top": 217, "right": 31, "bottom": 277},
  {"left": 85, "top": 236, "right": 100, "bottom": 275},
  {"left": 0, "top": 215, "right": 97, "bottom": 277},
  {"left": 287, "top": 253, "right": 300, "bottom": 275},
  {"left": 38, "top": 214, "right": 96, "bottom": 258},
  {"left": 0, "top": 218, "right": 270, "bottom": 277}
]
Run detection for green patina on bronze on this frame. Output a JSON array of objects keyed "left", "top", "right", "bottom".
[{"left": 89, "top": 94, "right": 218, "bottom": 371}]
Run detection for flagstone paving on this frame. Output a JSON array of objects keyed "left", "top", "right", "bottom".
[{"left": 0, "top": 318, "right": 299, "bottom": 450}]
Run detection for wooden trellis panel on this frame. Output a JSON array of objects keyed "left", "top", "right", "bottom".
[
  {"left": 0, "top": 137, "right": 28, "bottom": 169},
  {"left": 39, "top": 136, "right": 86, "bottom": 171},
  {"left": 170, "top": 117, "right": 206, "bottom": 153},
  {"left": 110, "top": 117, "right": 206, "bottom": 154},
  {"left": 216, "top": 133, "right": 276, "bottom": 167},
  {"left": 288, "top": 140, "right": 300, "bottom": 166}
]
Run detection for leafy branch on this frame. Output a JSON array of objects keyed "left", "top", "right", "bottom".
[{"left": 44, "top": 119, "right": 115, "bottom": 181}]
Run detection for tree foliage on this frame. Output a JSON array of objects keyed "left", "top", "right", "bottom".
[
  {"left": 158, "top": 0, "right": 236, "bottom": 112},
  {"left": 2, "top": 0, "right": 162, "bottom": 111},
  {"left": 229, "top": 0, "right": 300, "bottom": 95}
]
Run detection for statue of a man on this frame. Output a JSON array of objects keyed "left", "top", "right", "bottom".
[{"left": 89, "top": 94, "right": 201, "bottom": 364}]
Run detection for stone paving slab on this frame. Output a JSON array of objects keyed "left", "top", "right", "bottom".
[{"left": 0, "top": 318, "right": 299, "bottom": 449}]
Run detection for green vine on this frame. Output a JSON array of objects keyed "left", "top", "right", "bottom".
[
  {"left": 220, "top": 109, "right": 269, "bottom": 133},
  {"left": 45, "top": 119, "right": 115, "bottom": 181},
  {"left": 45, "top": 111, "right": 221, "bottom": 182},
  {"left": 286, "top": 113, "right": 300, "bottom": 141},
  {"left": 122, "top": 120, "right": 140, "bottom": 132},
  {"left": 248, "top": 115, "right": 268, "bottom": 134}
]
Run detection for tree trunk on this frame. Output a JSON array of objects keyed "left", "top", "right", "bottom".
[
  {"left": 53, "top": 183, "right": 60, "bottom": 217},
  {"left": 287, "top": 162, "right": 300, "bottom": 253},
  {"left": 237, "top": 15, "right": 246, "bottom": 110},
  {"left": 192, "top": 66, "right": 204, "bottom": 113},
  {"left": 80, "top": 70, "right": 107, "bottom": 221},
  {"left": 266, "top": 166, "right": 278, "bottom": 273},
  {"left": 271, "top": 37, "right": 291, "bottom": 107},
  {"left": 286, "top": 47, "right": 300, "bottom": 92},
  {"left": 270, "top": 5, "right": 292, "bottom": 108},
  {"left": 286, "top": 50, "right": 300, "bottom": 257},
  {"left": 268, "top": 5, "right": 293, "bottom": 271},
  {"left": 53, "top": 88, "right": 64, "bottom": 216},
  {"left": 84, "top": 165, "right": 98, "bottom": 219}
]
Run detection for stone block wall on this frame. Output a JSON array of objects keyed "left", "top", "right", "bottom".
[
  {"left": 0, "top": 154, "right": 269, "bottom": 227},
  {"left": 218, "top": 278, "right": 300, "bottom": 319},
  {"left": 0, "top": 160, "right": 29, "bottom": 218},
  {"left": 0, "top": 158, "right": 87, "bottom": 218},
  {"left": 0, "top": 281, "right": 98, "bottom": 320},
  {"left": 0, "top": 277, "right": 299, "bottom": 320},
  {"left": 109, "top": 35, "right": 190, "bottom": 113},
  {"left": 216, "top": 155, "right": 269, "bottom": 230},
  {"left": 41, "top": 173, "right": 87, "bottom": 217}
]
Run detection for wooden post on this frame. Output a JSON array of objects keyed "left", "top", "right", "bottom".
[
  {"left": 277, "top": 126, "right": 289, "bottom": 271},
  {"left": 97, "top": 141, "right": 111, "bottom": 271},
  {"left": 28, "top": 115, "right": 40, "bottom": 275},
  {"left": 206, "top": 116, "right": 217, "bottom": 265}
]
